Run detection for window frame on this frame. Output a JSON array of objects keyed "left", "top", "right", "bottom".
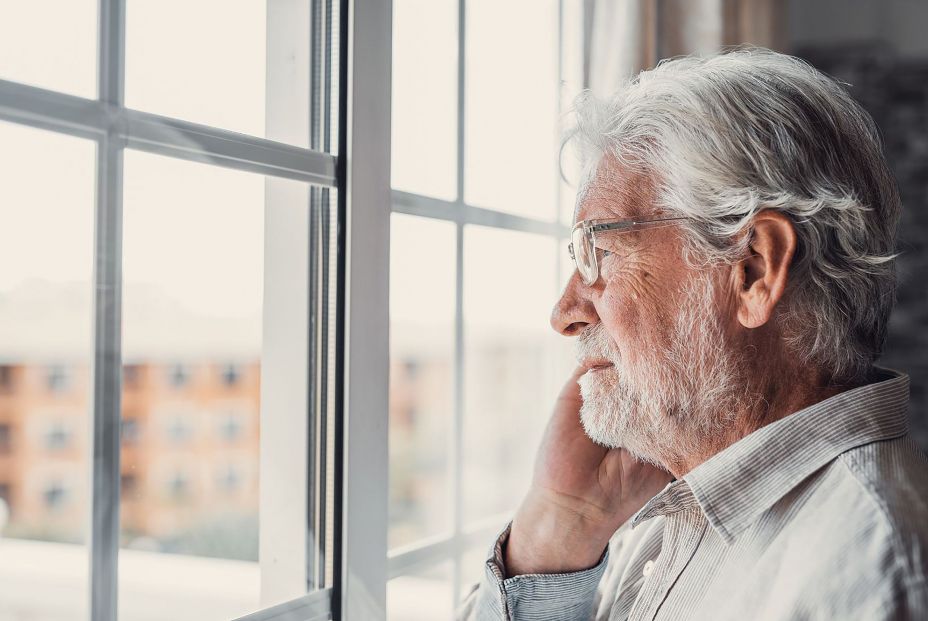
[
  {"left": 386, "top": 0, "right": 580, "bottom": 613},
  {"left": 0, "top": 0, "right": 389, "bottom": 618}
]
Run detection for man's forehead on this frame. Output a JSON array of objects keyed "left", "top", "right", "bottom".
[{"left": 574, "top": 158, "right": 654, "bottom": 224}]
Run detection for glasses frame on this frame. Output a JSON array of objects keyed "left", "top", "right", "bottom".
[{"left": 568, "top": 216, "right": 691, "bottom": 285}]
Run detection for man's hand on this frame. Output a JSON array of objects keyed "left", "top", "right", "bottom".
[{"left": 504, "top": 365, "right": 673, "bottom": 576}]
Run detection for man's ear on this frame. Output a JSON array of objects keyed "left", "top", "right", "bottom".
[{"left": 734, "top": 211, "right": 796, "bottom": 329}]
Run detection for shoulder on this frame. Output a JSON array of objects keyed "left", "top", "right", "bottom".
[{"left": 788, "top": 435, "right": 928, "bottom": 616}]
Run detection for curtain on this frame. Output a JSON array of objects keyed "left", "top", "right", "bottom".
[{"left": 585, "top": 0, "right": 786, "bottom": 94}]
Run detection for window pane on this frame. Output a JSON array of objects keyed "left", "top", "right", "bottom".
[
  {"left": 126, "top": 0, "right": 336, "bottom": 148},
  {"left": 120, "top": 151, "right": 310, "bottom": 620},
  {"left": 464, "top": 0, "right": 560, "bottom": 219},
  {"left": 0, "top": 122, "right": 95, "bottom": 621},
  {"left": 388, "top": 561, "right": 453, "bottom": 621},
  {"left": 389, "top": 214, "right": 456, "bottom": 549},
  {"left": 458, "top": 545, "right": 488, "bottom": 606},
  {"left": 0, "top": 1, "right": 97, "bottom": 98},
  {"left": 391, "top": 0, "right": 458, "bottom": 200},
  {"left": 462, "top": 226, "right": 560, "bottom": 524},
  {"left": 559, "top": 0, "right": 585, "bottom": 226}
]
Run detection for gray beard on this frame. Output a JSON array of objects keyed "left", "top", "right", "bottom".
[{"left": 575, "top": 274, "right": 748, "bottom": 468}]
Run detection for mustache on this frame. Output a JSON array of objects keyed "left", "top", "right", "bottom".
[{"left": 575, "top": 323, "right": 621, "bottom": 366}]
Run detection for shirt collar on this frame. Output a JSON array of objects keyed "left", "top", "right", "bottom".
[{"left": 630, "top": 368, "right": 910, "bottom": 543}]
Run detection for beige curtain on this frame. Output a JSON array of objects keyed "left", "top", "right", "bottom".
[{"left": 586, "top": 0, "right": 786, "bottom": 94}]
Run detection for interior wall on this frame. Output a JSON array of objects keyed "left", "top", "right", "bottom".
[
  {"left": 789, "top": 0, "right": 928, "bottom": 58},
  {"left": 787, "top": 0, "right": 928, "bottom": 451}
]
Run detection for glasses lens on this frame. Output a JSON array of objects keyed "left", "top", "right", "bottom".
[{"left": 571, "top": 226, "right": 596, "bottom": 284}]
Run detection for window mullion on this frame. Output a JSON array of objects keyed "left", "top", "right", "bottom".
[
  {"left": 451, "top": 0, "right": 467, "bottom": 610},
  {"left": 338, "top": 0, "right": 391, "bottom": 616},
  {"left": 89, "top": 1, "right": 126, "bottom": 621}
]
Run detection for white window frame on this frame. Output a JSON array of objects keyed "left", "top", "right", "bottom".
[
  {"left": 0, "top": 0, "right": 393, "bottom": 619},
  {"left": 386, "top": 0, "right": 579, "bottom": 613}
]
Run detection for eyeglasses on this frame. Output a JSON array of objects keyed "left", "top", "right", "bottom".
[{"left": 568, "top": 216, "right": 691, "bottom": 285}]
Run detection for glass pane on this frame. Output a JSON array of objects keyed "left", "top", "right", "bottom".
[
  {"left": 388, "top": 561, "right": 454, "bottom": 621},
  {"left": 462, "top": 226, "right": 561, "bottom": 524},
  {"left": 0, "top": 122, "right": 95, "bottom": 621},
  {"left": 464, "top": 0, "right": 560, "bottom": 219},
  {"left": 126, "top": 0, "right": 336, "bottom": 148},
  {"left": 391, "top": 0, "right": 458, "bottom": 200},
  {"left": 0, "top": 0, "right": 97, "bottom": 98},
  {"left": 560, "top": 0, "right": 585, "bottom": 226},
  {"left": 458, "top": 545, "right": 488, "bottom": 608},
  {"left": 389, "top": 214, "right": 456, "bottom": 549},
  {"left": 120, "top": 151, "right": 302, "bottom": 620}
]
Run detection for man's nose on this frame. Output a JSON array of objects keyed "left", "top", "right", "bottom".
[{"left": 550, "top": 270, "right": 598, "bottom": 336}]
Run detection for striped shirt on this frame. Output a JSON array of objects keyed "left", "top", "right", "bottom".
[{"left": 456, "top": 369, "right": 928, "bottom": 620}]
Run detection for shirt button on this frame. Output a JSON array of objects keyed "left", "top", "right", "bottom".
[{"left": 643, "top": 560, "right": 655, "bottom": 577}]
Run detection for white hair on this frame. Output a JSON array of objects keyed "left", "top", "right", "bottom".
[{"left": 565, "top": 47, "right": 901, "bottom": 385}]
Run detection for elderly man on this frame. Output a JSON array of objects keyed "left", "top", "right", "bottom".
[{"left": 456, "top": 48, "right": 928, "bottom": 620}]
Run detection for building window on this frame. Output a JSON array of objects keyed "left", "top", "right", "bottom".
[
  {"left": 165, "top": 418, "right": 191, "bottom": 444},
  {"left": 0, "top": 424, "right": 11, "bottom": 454},
  {"left": 121, "top": 418, "right": 140, "bottom": 445},
  {"left": 123, "top": 364, "right": 142, "bottom": 388},
  {"left": 43, "top": 481, "right": 68, "bottom": 510},
  {"left": 0, "top": 483, "right": 11, "bottom": 516},
  {"left": 219, "top": 363, "right": 242, "bottom": 387},
  {"left": 216, "top": 464, "right": 242, "bottom": 492},
  {"left": 45, "top": 365, "right": 69, "bottom": 393},
  {"left": 167, "top": 364, "right": 189, "bottom": 389},
  {"left": 0, "top": 365, "right": 13, "bottom": 391},
  {"left": 121, "top": 473, "right": 138, "bottom": 496},
  {"left": 218, "top": 412, "right": 244, "bottom": 442},
  {"left": 167, "top": 472, "right": 189, "bottom": 499},
  {"left": 44, "top": 422, "right": 71, "bottom": 451}
]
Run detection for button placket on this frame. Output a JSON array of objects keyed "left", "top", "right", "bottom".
[{"left": 628, "top": 509, "right": 708, "bottom": 621}]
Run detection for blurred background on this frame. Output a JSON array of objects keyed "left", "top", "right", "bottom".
[{"left": 0, "top": 1, "right": 924, "bottom": 620}]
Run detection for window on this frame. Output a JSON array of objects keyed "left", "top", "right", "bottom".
[
  {"left": 120, "top": 473, "right": 137, "bottom": 495},
  {"left": 218, "top": 411, "right": 245, "bottom": 442},
  {"left": 0, "top": 0, "right": 372, "bottom": 618},
  {"left": 0, "top": 424, "right": 11, "bottom": 454},
  {"left": 43, "top": 480, "right": 69, "bottom": 510},
  {"left": 387, "top": 0, "right": 582, "bottom": 617},
  {"left": 165, "top": 417, "right": 192, "bottom": 444},
  {"left": 166, "top": 364, "right": 190, "bottom": 389},
  {"left": 46, "top": 364, "right": 71, "bottom": 393},
  {"left": 0, "top": 365, "right": 13, "bottom": 391},
  {"left": 219, "top": 363, "right": 242, "bottom": 387},
  {"left": 45, "top": 422, "right": 72, "bottom": 451},
  {"left": 121, "top": 418, "right": 140, "bottom": 445},
  {"left": 216, "top": 464, "right": 243, "bottom": 493},
  {"left": 166, "top": 471, "right": 189, "bottom": 500},
  {"left": 122, "top": 364, "right": 142, "bottom": 388},
  {"left": 0, "top": 483, "right": 11, "bottom": 515}
]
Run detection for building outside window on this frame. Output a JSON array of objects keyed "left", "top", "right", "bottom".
[
  {"left": 43, "top": 480, "right": 69, "bottom": 510},
  {"left": 44, "top": 421, "right": 72, "bottom": 451},
  {"left": 121, "top": 417, "right": 140, "bottom": 445},
  {"left": 0, "top": 423, "right": 11, "bottom": 454},
  {"left": 45, "top": 364, "right": 70, "bottom": 393},
  {"left": 217, "top": 411, "right": 244, "bottom": 442},
  {"left": 0, "top": 365, "right": 13, "bottom": 391},
  {"left": 166, "top": 364, "right": 190, "bottom": 389},
  {"left": 122, "top": 364, "right": 142, "bottom": 388},
  {"left": 219, "top": 363, "right": 242, "bottom": 387},
  {"left": 165, "top": 417, "right": 192, "bottom": 444}
]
